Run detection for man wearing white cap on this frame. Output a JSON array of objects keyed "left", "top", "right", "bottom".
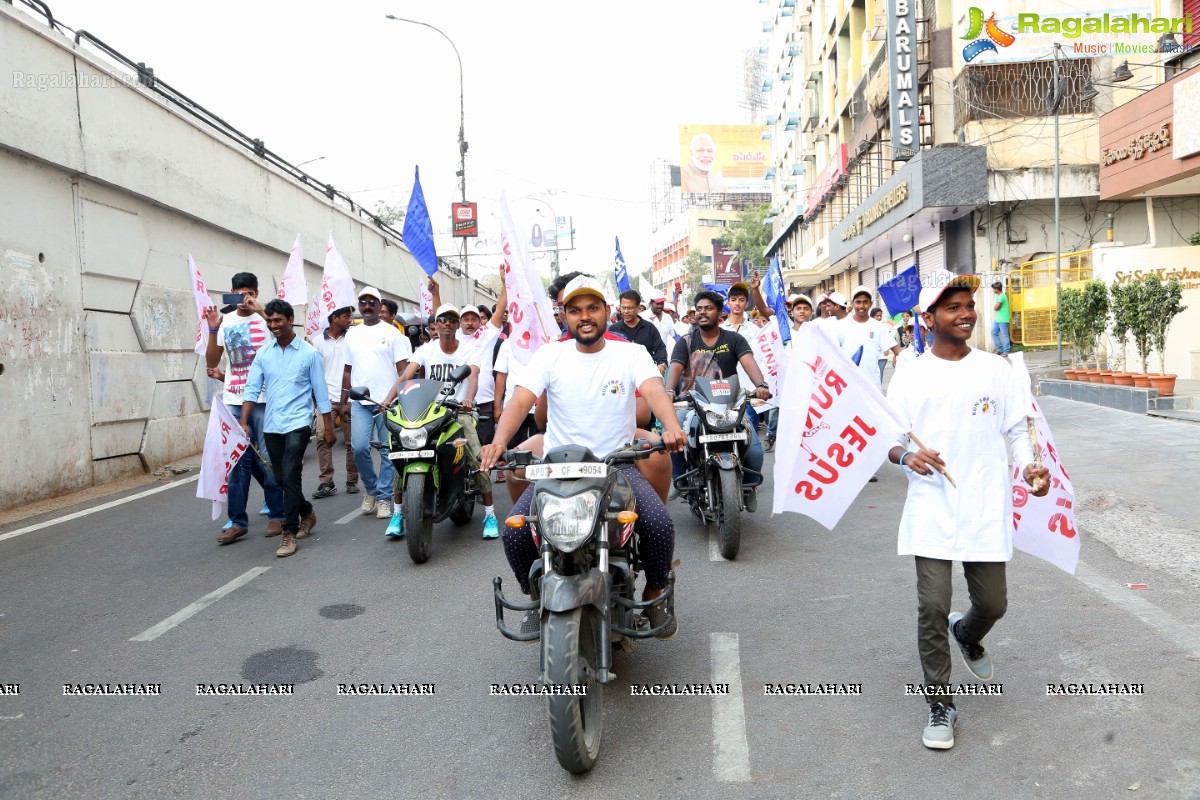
[
  {"left": 838, "top": 286, "right": 900, "bottom": 390},
  {"left": 342, "top": 285, "right": 413, "bottom": 521},
  {"left": 384, "top": 303, "right": 498, "bottom": 540},
  {"left": 641, "top": 289, "right": 676, "bottom": 355},
  {"left": 481, "top": 275, "right": 686, "bottom": 637},
  {"left": 885, "top": 270, "right": 1049, "bottom": 750}
]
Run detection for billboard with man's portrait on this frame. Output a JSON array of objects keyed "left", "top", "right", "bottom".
[{"left": 678, "top": 124, "right": 769, "bottom": 194}]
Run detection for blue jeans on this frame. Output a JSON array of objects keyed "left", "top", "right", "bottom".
[
  {"left": 992, "top": 321, "right": 1011, "bottom": 354},
  {"left": 351, "top": 402, "right": 396, "bottom": 502},
  {"left": 765, "top": 407, "right": 778, "bottom": 438},
  {"left": 226, "top": 403, "right": 284, "bottom": 529},
  {"left": 671, "top": 405, "right": 764, "bottom": 488}
]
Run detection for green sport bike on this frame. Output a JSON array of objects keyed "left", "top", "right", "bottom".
[{"left": 349, "top": 364, "right": 477, "bottom": 563}]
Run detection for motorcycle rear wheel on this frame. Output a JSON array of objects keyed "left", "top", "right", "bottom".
[
  {"left": 403, "top": 472, "right": 435, "bottom": 564},
  {"left": 710, "top": 469, "right": 742, "bottom": 560},
  {"left": 544, "top": 607, "right": 603, "bottom": 774},
  {"left": 449, "top": 490, "right": 474, "bottom": 525}
]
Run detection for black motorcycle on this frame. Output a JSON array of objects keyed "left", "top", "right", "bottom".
[
  {"left": 492, "top": 439, "right": 676, "bottom": 774},
  {"left": 673, "top": 375, "right": 758, "bottom": 560},
  {"left": 348, "top": 364, "right": 476, "bottom": 564}
]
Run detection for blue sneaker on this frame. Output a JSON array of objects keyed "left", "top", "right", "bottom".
[
  {"left": 259, "top": 503, "right": 269, "bottom": 516},
  {"left": 482, "top": 513, "right": 499, "bottom": 539},
  {"left": 385, "top": 510, "right": 404, "bottom": 539},
  {"left": 222, "top": 520, "right": 233, "bottom": 531}
]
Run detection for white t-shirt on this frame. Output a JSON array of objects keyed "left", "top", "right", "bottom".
[
  {"left": 837, "top": 316, "right": 893, "bottom": 389},
  {"left": 721, "top": 318, "right": 761, "bottom": 392},
  {"left": 217, "top": 311, "right": 269, "bottom": 406},
  {"left": 409, "top": 341, "right": 477, "bottom": 404},
  {"left": 474, "top": 333, "right": 505, "bottom": 406},
  {"left": 344, "top": 321, "right": 412, "bottom": 406},
  {"left": 310, "top": 330, "right": 349, "bottom": 400},
  {"left": 493, "top": 338, "right": 532, "bottom": 409},
  {"left": 673, "top": 321, "right": 691, "bottom": 340},
  {"left": 457, "top": 320, "right": 501, "bottom": 358},
  {"left": 517, "top": 339, "right": 660, "bottom": 456},
  {"left": 886, "top": 348, "right": 1036, "bottom": 562}
]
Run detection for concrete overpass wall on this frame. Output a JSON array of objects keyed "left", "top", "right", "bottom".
[{"left": 0, "top": 7, "right": 485, "bottom": 509}]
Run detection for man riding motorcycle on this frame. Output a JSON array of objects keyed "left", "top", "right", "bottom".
[{"left": 480, "top": 276, "right": 686, "bottom": 637}]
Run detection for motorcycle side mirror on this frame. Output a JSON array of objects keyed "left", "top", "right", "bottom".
[
  {"left": 448, "top": 364, "right": 471, "bottom": 383},
  {"left": 347, "top": 386, "right": 371, "bottom": 401}
]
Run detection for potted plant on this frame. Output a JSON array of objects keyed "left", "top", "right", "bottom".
[
  {"left": 1055, "top": 287, "right": 1086, "bottom": 375},
  {"left": 1144, "top": 275, "right": 1188, "bottom": 397},
  {"left": 1079, "top": 280, "right": 1110, "bottom": 374},
  {"left": 1109, "top": 280, "right": 1136, "bottom": 383},
  {"left": 1126, "top": 277, "right": 1155, "bottom": 383}
]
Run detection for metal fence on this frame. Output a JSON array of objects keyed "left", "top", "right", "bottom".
[{"left": 1009, "top": 250, "right": 1093, "bottom": 346}]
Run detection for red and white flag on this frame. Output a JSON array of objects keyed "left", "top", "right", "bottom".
[
  {"left": 772, "top": 324, "right": 908, "bottom": 529},
  {"left": 1008, "top": 353, "right": 1081, "bottom": 574},
  {"left": 419, "top": 279, "right": 433, "bottom": 317},
  {"left": 188, "top": 254, "right": 213, "bottom": 356},
  {"left": 748, "top": 318, "right": 789, "bottom": 411},
  {"left": 498, "top": 192, "right": 557, "bottom": 365},
  {"left": 196, "top": 401, "right": 250, "bottom": 520},
  {"left": 306, "top": 232, "right": 357, "bottom": 340},
  {"left": 276, "top": 234, "right": 308, "bottom": 307}
]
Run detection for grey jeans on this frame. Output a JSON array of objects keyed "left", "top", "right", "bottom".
[{"left": 914, "top": 556, "right": 1007, "bottom": 705}]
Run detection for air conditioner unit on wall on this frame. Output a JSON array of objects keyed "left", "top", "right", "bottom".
[{"left": 1007, "top": 224, "right": 1028, "bottom": 244}]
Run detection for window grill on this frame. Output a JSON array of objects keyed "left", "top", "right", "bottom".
[{"left": 954, "top": 59, "right": 1095, "bottom": 130}]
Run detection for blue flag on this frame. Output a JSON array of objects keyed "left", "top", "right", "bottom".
[
  {"left": 764, "top": 255, "right": 791, "bottom": 345},
  {"left": 913, "top": 314, "right": 925, "bottom": 354},
  {"left": 851, "top": 345, "right": 864, "bottom": 366},
  {"left": 402, "top": 166, "right": 439, "bottom": 277},
  {"left": 877, "top": 265, "right": 922, "bottom": 317},
  {"left": 614, "top": 236, "right": 631, "bottom": 292},
  {"left": 702, "top": 282, "right": 732, "bottom": 313}
]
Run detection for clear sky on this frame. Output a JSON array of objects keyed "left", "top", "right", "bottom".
[{"left": 31, "top": 0, "right": 763, "bottom": 285}]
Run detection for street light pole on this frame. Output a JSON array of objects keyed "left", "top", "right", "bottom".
[
  {"left": 385, "top": 15, "right": 470, "bottom": 289},
  {"left": 522, "top": 196, "right": 561, "bottom": 280},
  {"left": 1053, "top": 42, "right": 1063, "bottom": 366}
]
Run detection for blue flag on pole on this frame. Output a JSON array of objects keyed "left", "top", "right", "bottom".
[
  {"left": 913, "top": 314, "right": 925, "bottom": 354},
  {"left": 877, "top": 265, "right": 922, "bottom": 317},
  {"left": 402, "top": 166, "right": 439, "bottom": 277},
  {"left": 764, "top": 255, "right": 791, "bottom": 345},
  {"left": 614, "top": 236, "right": 631, "bottom": 292},
  {"left": 702, "top": 282, "right": 732, "bottom": 313}
]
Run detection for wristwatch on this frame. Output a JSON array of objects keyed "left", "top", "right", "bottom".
[{"left": 756, "top": 381, "right": 769, "bottom": 389}]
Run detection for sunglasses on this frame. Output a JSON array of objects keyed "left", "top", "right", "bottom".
[
  {"left": 435, "top": 316, "right": 460, "bottom": 325},
  {"left": 358, "top": 298, "right": 379, "bottom": 306}
]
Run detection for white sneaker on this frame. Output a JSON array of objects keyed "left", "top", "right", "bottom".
[
  {"left": 376, "top": 499, "right": 393, "bottom": 519},
  {"left": 360, "top": 495, "right": 377, "bottom": 515},
  {"left": 922, "top": 702, "right": 959, "bottom": 750}
]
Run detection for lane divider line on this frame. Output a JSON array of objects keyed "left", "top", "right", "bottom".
[
  {"left": 0, "top": 475, "right": 200, "bottom": 544},
  {"left": 1075, "top": 563, "right": 1200, "bottom": 658},
  {"left": 711, "top": 631, "right": 751, "bottom": 782},
  {"left": 335, "top": 508, "right": 364, "bottom": 525},
  {"left": 130, "top": 567, "right": 270, "bottom": 642}
]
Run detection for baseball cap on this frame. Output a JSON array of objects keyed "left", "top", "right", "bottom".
[
  {"left": 815, "top": 292, "right": 830, "bottom": 305},
  {"left": 357, "top": 285, "right": 382, "bottom": 301},
  {"left": 728, "top": 281, "right": 751, "bottom": 298},
  {"left": 433, "top": 303, "right": 460, "bottom": 319},
  {"left": 851, "top": 285, "right": 873, "bottom": 301},
  {"left": 827, "top": 291, "right": 848, "bottom": 308},
  {"left": 561, "top": 275, "right": 607, "bottom": 305},
  {"left": 788, "top": 293, "right": 814, "bottom": 308},
  {"left": 918, "top": 270, "right": 983, "bottom": 313},
  {"left": 460, "top": 304, "right": 481, "bottom": 318},
  {"left": 663, "top": 301, "right": 676, "bottom": 313}
]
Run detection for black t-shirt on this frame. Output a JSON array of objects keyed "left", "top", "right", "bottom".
[{"left": 670, "top": 328, "right": 752, "bottom": 394}]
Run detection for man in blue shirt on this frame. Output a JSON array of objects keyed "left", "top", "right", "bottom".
[{"left": 242, "top": 299, "right": 335, "bottom": 557}]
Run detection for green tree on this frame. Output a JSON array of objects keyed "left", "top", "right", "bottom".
[
  {"left": 680, "top": 250, "right": 710, "bottom": 290},
  {"left": 373, "top": 199, "right": 406, "bottom": 226},
  {"left": 717, "top": 203, "right": 772, "bottom": 271},
  {"left": 1143, "top": 275, "right": 1188, "bottom": 374}
]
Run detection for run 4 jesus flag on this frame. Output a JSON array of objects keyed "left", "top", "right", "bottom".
[
  {"left": 188, "top": 255, "right": 212, "bottom": 356},
  {"left": 197, "top": 401, "right": 250, "bottom": 520},
  {"left": 773, "top": 323, "right": 908, "bottom": 529},
  {"left": 276, "top": 233, "right": 308, "bottom": 307},
  {"left": 1008, "top": 353, "right": 1081, "bottom": 574}
]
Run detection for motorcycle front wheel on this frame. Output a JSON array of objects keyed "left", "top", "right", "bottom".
[
  {"left": 544, "top": 607, "right": 603, "bottom": 774},
  {"left": 403, "top": 472, "right": 435, "bottom": 564},
  {"left": 708, "top": 468, "right": 742, "bottom": 560}
]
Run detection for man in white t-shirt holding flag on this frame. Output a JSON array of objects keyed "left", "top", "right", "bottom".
[
  {"left": 306, "top": 232, "right": 357, "bottom": 341},
  {"left": 884, "top": 270, "right": 1050, "bottom": 751},
  {"left": 838, "top": 286, "right": 900, "bottom": 390}
]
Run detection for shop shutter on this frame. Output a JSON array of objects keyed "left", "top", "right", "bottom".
[
  {"left": 917, "top": 239, "right": 945, "bottom": 284},
  {"left": 1186, "top": 0, "right": 1200, "bottom": 49}
]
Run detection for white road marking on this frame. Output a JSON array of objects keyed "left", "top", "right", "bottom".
[
  {"left": 709, "top": 528, "right": 721, "bottom": 561},
  {"left": 0, "top": 475, "right": 200, "bottom": 544},
  {"left": 130, "top": 567, "right": 270, "bottom": 642},
  {"left": 711, "top": 632, "right": 751, "bottom": 782},
  {"left": 1075, "top": 563, "right": 1200, "bottom": 657},
  {"left": 335, "top": 508, "right": 364, "bottom": 525}
]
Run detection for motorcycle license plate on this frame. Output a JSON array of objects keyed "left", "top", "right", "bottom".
[
  {"left": 699, "top": 431, "right": 746, "bottom": 443},
  {"left": 524, "top": 462, "right": 606, "bottom": 480},
  {"left": 388, "top": 449, "right": 435, "bottom": 460}
]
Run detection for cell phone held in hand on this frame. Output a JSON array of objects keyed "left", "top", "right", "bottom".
[{"left": 222, "top": 293, "right": 245, "bottom": 306}]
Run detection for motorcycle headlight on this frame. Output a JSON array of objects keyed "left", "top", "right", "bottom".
[
  {"left": 536, "top": 491, "right": 602, "bottom": 553},
  {"left": 399, "top": 428, "right": 428, "bottom": 449},
  {"left": 705, "top": 409, "right": 739, "bottom": 430}
]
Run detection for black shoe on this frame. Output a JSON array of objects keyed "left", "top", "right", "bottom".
[
  {"left": 743, "top": 489, "right": 758, "bottom": 513},
  {"left": 519, "top": 609, "right": 539, "bottom": 642},
  {"left": 312, "top": 482, "right": 337, "bottom": 499},
  {"left": 869, "top": 475, "right": 879, "bottom": 482},
  {"left": 764, "top": 435, "right": 775, "bottom": 453},
  {"left": 645, "top": 602, "right": 678, "bottom": 640},
  {"left": 345, "top": 481, "right": 359, "bottom": 494}
]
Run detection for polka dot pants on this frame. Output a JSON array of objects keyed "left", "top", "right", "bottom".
[{"left": 501, "top": 462, "right": 676, "bottom": 594}]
